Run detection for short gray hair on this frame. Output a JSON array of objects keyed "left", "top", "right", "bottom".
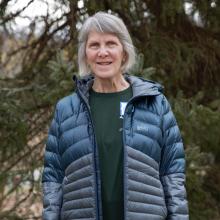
[{"left": 78, "top": 11, "right": 136, "bottom": 76}]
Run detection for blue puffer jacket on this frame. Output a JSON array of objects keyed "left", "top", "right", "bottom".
[{"left": 42, "top": 74, "right": 189, "bottom": 220}]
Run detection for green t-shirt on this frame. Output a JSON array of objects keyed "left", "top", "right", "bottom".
[{"left": 89, "top": 86, "right": 132, "bottom": 220}]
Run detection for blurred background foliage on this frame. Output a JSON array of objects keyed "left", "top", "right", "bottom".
[{"left": 0, "top": 0, "right": 219, "bottom": 219}]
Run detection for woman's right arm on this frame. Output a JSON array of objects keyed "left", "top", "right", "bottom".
[{"left": 42, "top": 104, "right": 64, "bottom": 220}]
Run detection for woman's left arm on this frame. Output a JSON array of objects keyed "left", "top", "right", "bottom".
[
  {"left": 159, "top": 95, "right": 189, "bottom": 220},
  {"left": 42, "top": 103, "right": 64, "bottom": 220}
]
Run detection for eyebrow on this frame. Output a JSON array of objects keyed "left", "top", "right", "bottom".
[
  {"left": 88, "top": 39, "right": 118, "bottom": 44},
  {"left": 87, "top": 41, "right": 99, "bottom": 45}
]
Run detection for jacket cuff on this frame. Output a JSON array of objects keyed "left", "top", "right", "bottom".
[
  {"left": 161, "top": 173, "right": 189, "bottom": 220},
  {"left": 42, "top": 182, "right": 63, "bottom": 220}
]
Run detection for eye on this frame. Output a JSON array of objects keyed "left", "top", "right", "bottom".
[
  {"left": 107, "top": 41, "right": 117, "bottom": 47},
  {"left": 88, "top": 42, "right": 99, "bottom": 49}
]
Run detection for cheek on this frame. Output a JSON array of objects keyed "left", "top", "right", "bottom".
[
  {"left": 86, "top": 51, "right": 95, "bottom": 63},
  {"left": 113, "top": 48, "right": 124, "bottom": 57},
  {"left": 114, "top": 51, "right": 124, "bottom": 62}
]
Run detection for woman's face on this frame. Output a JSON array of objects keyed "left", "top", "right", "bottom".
[{"left": 85, "top": 31, "right": 125, "bottom": 80}]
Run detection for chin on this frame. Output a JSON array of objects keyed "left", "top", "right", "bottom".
[{"left": 93, "top": 70, "right": 121, "bottom": 79}]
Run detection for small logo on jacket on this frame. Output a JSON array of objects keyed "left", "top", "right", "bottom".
[{"left": 136, "top": 124, "right": 149, "bottom": 132}]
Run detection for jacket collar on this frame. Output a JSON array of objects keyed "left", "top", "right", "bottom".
[
  {"left": 124, "top": 74, "right": 163, "bottom": 97},
  {"left": 73, "top": 74, "right": 163, "bottom": 103}
]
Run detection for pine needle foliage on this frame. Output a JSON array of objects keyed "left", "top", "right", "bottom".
[{"left": 1, "top": 0, "right": 220, "bottom": 218}]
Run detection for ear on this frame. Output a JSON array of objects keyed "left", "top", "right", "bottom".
[
  {"left": 85, "top": 55, "right": 89, "bottom": 67},
  {"left": 122, "top": 52, "right": 127, "bottom": 63},
  {"left": 86, "top": 62, "right": 91, "bottom": 69}
]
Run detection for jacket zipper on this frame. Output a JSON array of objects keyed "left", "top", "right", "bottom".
[
  {"left": 122, "top": 94, "right": 157, "bottom": 220},
  {"left": 76, "top": 89, "right": 101, "bottom": 220},
  {"left": 122, "top": 97, "right": 136, "bottom": 220}
]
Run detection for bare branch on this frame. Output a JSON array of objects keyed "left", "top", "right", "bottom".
[{"left": 0, "top": 0, "right": 35, "bottom": 25}]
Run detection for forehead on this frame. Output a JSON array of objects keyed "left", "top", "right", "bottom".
[{"left": 87, "top": 31, "right": 120, "bottom": 42}]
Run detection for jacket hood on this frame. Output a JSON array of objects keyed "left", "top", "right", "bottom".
[
  {"left": 72, "top": 74, "right": 163, "bottom": 101},
  {"left": 124, "top": 74, "right": 163, "bottom": 97}
]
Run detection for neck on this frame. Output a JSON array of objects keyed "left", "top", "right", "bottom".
[{"left": 92, "top": 74, "right": 129, "bottom": 93}]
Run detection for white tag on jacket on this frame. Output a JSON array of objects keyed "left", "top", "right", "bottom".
[{"left": 120, "top": 102, "right": 127, "bottom": 119}]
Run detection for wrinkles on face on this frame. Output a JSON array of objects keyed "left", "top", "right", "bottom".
[{"left": 85, "top": 31, "right": 125, "bottom": 79}]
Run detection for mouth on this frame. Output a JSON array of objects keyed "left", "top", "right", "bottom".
[{"left": 96, "top": 62, "right": 112, "bottom": 65}]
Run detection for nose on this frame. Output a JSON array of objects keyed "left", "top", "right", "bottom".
[{"left": 98, "top": 46, "right": 109, "bottom": 57}]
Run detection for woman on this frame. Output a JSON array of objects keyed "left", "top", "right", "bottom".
[{"left": 42, "top": 12, "right": 189, "bottom": 220}]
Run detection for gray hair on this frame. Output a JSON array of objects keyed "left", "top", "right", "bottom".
[{"left": 78, "top": 11, "right": 136, "bottom": 76}]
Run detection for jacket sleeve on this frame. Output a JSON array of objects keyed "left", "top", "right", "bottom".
[
  {"left": 42, "top": 103, "right": 64, "bottom": 220},
  {"left": 159, "top": 95, "right": 189, "bottom": 220}
]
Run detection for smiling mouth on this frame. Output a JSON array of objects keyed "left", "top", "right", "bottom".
[{"left": 96, "top": 62, "right": 112, "bottom": 65}]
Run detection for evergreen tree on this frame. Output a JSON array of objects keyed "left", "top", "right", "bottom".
[{"left": 0, "top": 0, "right": 220, "bottom": 218}]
